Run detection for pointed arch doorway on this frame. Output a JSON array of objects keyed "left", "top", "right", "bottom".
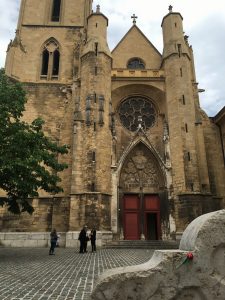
[{"left": 119, "top": 143, "right": 165, "bottom": 240}]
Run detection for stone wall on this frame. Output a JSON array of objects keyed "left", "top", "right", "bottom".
[
  {"left": 23, "top": 83, "right": 74, "bottom": 196},
  {"left": 202, "top": 113, "right": 225, "bottom": 199},
  {"left": 176, "top": 194, "right": 221, "bottom": 231},
  {"left": 0, "top": 197, "right": 70, "bottom": 233},
  {"left": 69, "top": 193, "right": 111, "bottom": 231}
]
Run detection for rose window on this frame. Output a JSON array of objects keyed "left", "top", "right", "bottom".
[{"left": 118, "top": 96, "right": 156, "bottom": 132}]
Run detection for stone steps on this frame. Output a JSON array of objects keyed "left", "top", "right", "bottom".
[{"left": 104, "top": 240, "right": 179, "bottom": 249}]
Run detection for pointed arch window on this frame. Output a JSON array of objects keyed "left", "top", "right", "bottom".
[
  {"left": 40, "top": 40, "right": 60, "bottom": 80},
  {"left": 52, "top": 50, "right": 60, "bottom": 76},
  {"left": 41, "top": 49, "right": 49, "bottom": 76},
  {"left": 127, "top": 58, "right": 145, "bottom": 69},
  {"left": 51, "top": 0, "right": 61, "bottom": 22}
]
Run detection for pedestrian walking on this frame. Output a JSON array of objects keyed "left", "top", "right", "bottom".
[
  {"left": 79, "top": 225, "right": 88, "bottom": 253},
  {"left": 49, "top": 229, "right": 58, "bottom": 255},
  {"left": 90, "top": 226, "right": 96, "bottom": 252}
]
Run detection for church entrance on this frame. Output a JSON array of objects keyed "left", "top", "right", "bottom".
[
  {"left": 123, "top": 194, "right": 160, "bottom": 240},
  {"left": 144, "top": 194, "right": 160, "bottom": 240},
  {"left": 119, "top": 143, "right": 165, "bottom": 240}
]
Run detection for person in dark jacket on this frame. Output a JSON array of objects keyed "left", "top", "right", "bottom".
[
  {"left": 49, "top": 229, "right": 58, "bottom": 255},
  {"left": 90, "top": 227, "right": 96, "bottom": 252},
  {"left": 78, "top": 225, "right": 88, "bottom": 253}
]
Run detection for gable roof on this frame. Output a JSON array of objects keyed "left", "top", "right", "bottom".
[{"left": 112, "top": 24, "right": 162, "bottom": 57}]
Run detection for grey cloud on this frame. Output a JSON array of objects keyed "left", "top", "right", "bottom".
[
  {"left": 0, "top": 0, "right": 20, "bottom": 67},
  {"left": 190, "top": 15, "right": 225, "bottom": 116},
  {"left": 0, "top": 0, "right": 19, "bottom": 36}
]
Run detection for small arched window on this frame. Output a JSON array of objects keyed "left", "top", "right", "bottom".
[
  {"left": 127, "top": 58, "right": 145, "bottom": 69},
  {"left": 40, "top": 39, "right": 60, "bottom": 80},
  {"left": 51, "top": 0, "right": 61, "bottom": 22}
]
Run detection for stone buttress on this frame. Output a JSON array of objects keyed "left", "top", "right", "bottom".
[{"left": 68, "top": 6, "right": 113, "bottom": 241}]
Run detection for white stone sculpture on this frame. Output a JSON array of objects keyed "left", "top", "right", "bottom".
[{"left": 91, "top": 209, "right": 225, "bottom": 299}]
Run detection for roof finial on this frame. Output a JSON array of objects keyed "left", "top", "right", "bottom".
[
  {"left": 184, "top": 35, "right": 189, "bottom": 43},
  {"left": 168, "top": 5, "right": 173, "bottom": 13},
  {"left": 96, "top": 4, "right": 100, "bottom": 13},
  {"left": 131, "top": 14, "right": 138, "bottom": 25}
]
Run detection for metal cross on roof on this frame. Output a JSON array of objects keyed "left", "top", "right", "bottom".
[{"left": 131, "top": 14, "right": 138, "bottom": 24}]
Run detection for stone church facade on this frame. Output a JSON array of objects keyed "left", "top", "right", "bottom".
[{"left": 1, "top": 0, "right": 225, "bottom": 246}]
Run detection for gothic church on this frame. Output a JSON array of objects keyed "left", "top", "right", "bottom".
[{"left": 1, "top": 0, "right": 225, "bottom": 246}]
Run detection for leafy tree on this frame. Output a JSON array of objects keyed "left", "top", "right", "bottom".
[{"left": 0, "top": 69, "right": 68, "bottom": 214}]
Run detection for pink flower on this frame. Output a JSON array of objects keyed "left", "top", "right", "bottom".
[{"left": 186, "top": 252, "right": 194, "bottom": 260}]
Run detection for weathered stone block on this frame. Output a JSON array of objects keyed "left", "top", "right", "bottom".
[{"left": 91, "top": 209, "right": 225, "bottom": 300}]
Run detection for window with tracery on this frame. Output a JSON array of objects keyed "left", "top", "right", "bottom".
[
  {"left": 118, "top": 96, "right": 156, "bottom": 132},
  {"left": 40, "top": 40, "right": 60, "bottom": 80},
  {"left": 127, "top": 58, "right": 145, "bottom": 69}
]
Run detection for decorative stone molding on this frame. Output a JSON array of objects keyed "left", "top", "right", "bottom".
[
  {"left": 91, "top": 209, "right": 225, "bottom": 299},
  {"left": 7, "top": 30, "right": 27, "bottom": 53},
  {"left": 59, "top": 85, "right": 72, "bottom": 102}
]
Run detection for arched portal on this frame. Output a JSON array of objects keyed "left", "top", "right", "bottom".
[{"left": 119, "top": 142, "right": 166, "bottom": 240}]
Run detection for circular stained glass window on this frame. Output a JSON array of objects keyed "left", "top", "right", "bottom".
[{"left": 118, "top": 96, "right": 156, "bottom": 132}]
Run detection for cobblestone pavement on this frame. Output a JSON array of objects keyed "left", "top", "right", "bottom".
[{"left": 0, "top": 247, "right": 154, "bottom": 300}]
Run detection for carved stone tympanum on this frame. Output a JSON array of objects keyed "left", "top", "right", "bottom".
[{"left": 120, "top": 144, "right": 164, "bottom": 192}]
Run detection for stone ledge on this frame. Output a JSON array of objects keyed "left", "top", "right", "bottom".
[
  {"left": 0, "top": 232, "right": 66, "bottom": 248},
  {"left": 0, "top": 231, "right": 113, "bottom": 248},
  {"left": 65, "top": 231, "right": 113, "bottom": 248}
]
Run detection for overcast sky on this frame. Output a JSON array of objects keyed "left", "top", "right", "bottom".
[{"left": 0, "top": 0, "right": 224, "bottom": 116}]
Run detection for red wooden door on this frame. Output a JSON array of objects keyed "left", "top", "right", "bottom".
[
  {"left": 144, "top": 194, "right": 160, "bottom": 211},
  {"left": 124, "top": 213, "right": 139, "bottom": 240},
  {"left": 123, "top": 195, "right": 140, "bottom": 240}
]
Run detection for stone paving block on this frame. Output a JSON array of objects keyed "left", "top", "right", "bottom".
[{"left": 0, "top": 248, "right": 153, "bottom": 300}]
